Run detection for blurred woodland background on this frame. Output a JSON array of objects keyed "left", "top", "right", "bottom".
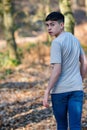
[
  {"left": 0, "top": 0, "right": 87, "bottom": 130},
  {"left": 0, "top": 0, "right": 87, "bottom": 67}
]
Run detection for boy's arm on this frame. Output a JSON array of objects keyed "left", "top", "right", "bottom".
[
  {"left": 43, "top": 63, "right": 61, "bottom": 107},
  {"left": 80, "top": 53, "right": 87, "bottom": 80},
  {"left": 46, "top": 63, "right": 61, "bottom": 94}
]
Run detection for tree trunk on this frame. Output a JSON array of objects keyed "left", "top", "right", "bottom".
[
  {"left": 43, "top": 0, "right": 51, "bottom": 18},
  {"left": 85, "top": 0, "right": 87, "bottom": 16},
  {"left": 73, "top": 0, "right": 78, "bottom": 8},
  {"left": 2, "top": 0, "right": 19, "bottom": 60},
  {"left": 59, "top": 0, "right": 75, "bottom": 34}
]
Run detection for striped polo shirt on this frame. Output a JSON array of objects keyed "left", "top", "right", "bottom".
[{"left": 50, "top": 32, "right": 84, "bottom": 94}]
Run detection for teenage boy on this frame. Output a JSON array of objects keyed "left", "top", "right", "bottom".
[{"left": 43, "top": 11, "right": 87, "bottom": 130}]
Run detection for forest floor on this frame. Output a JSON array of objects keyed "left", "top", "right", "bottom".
[{"left": 0, "top": 61, "right": 87, "bottom": 130}]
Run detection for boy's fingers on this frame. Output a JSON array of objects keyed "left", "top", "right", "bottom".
[{"left": 43, "top": 100, "right": 49, "bottom": 107}]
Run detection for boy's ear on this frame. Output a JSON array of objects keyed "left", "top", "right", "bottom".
[
  {"left": 60, "top": 22, "right": 64, "bottom": 29},
  {"left": 60, "top": 22, "right": 64, "bottom": 26}
]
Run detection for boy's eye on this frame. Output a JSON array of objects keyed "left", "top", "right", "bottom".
[
  {"left": 45, "top": 24, "right": 49, "bottom": 27},
  {"left": 45, "top": 22, "right": 55, "bottom": 27},
  {"left": 51, "top": 23, "right": 55, "bottom": 26}
]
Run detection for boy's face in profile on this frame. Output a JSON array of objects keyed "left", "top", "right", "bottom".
[{"left": 45, "top": 20, "right": 64, "bottom": 37}]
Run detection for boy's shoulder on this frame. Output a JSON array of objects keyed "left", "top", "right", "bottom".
[
  {"left": 52, "top": 32, "right": 81, "bottom": 46},
  {"left": 52, "top": 32, "right": 68, "bottom": 44}
]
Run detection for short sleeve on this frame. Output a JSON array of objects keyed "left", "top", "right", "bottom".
[
  {"left": 50, "top": 41, "right": 62, "bottom": 64},
  {"left": 80, "top": 46, "right": 85, "bottom": 55}
]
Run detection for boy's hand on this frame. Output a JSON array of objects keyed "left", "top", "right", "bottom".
[{"left": 43, "top": 91, "right": 49, "bottom": 108}]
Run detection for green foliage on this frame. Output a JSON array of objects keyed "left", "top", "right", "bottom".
[
  {"left": 26, "top": 43, "right": 37, "bottom": 52},
  {"left": 0, "top": 75, "right": 5, "bottom": 80},
  {"left": 5, "top": 68, "right": 13, "bottom": 75},
  {"left": 17, "top": 47, "right": 23, "bottom": 58},
  {"left": 0, "top": 51, "right": 9, "bottom": 67},
  {"left": 10, "top": 58, "right": 21, "bottom": 66},
  {"left": 43, "top": 41, "right": 51, "bottom": 46},
  {"left": 0, "top": 51, "right": 20, "bottom": 68},
  {"left": 0, "top": 3, "right": 3, "bottom": 15},
  {"left": 0, "top": 68, "right": 13, "bottom": 79}
]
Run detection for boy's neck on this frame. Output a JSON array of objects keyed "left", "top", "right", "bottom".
[{"left": 56, "top": 30, "right": 65, "bottom": 37}]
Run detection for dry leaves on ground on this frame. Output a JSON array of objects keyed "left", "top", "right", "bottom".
[{"left": 0, "top": 64, "right": 87, "bottom": 130}]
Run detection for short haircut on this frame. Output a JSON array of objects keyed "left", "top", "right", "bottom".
[{"left": 45, "top": 11, "right": 64, "bottom": 23}]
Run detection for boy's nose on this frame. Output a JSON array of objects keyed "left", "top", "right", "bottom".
[{"left": 48, "top": 26, "right": 51, "bottom": 30}]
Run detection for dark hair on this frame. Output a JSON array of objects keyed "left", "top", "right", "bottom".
[{"left": 45, "top": 12, "right": 64, "bottom": 23}]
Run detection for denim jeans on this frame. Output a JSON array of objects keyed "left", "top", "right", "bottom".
[{"left": 51, "top": 91, "right": 84, "bottom": 130}]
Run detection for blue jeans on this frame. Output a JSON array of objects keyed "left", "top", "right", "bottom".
[{"left": 51, "top": 91, "right": 84, "bottom": 130}]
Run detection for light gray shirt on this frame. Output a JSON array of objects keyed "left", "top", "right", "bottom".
[{"left": 50, "top": 32, "right": 84, "bottom": 93}]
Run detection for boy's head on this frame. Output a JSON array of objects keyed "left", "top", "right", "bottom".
[
  {"left": 45, "top": 12, "right": 64, "bottom": 23},
  {"left": 45, "top": 12, "right": 64, "bottom": 37}
]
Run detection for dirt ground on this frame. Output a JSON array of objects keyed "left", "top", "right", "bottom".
[{"left": 0, "top": 58, "right": 87, "bottom": 130}]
